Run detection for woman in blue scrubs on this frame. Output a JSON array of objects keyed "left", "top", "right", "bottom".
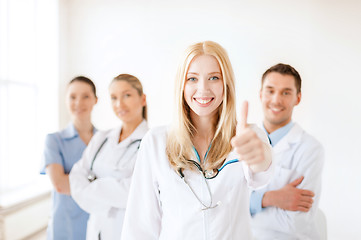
[{"left": 41, "top": 76, "right": 98, "bottom": 240}]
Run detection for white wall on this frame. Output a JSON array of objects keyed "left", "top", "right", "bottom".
[{"left": 59, "top": 0, "right": 361, "bottom": 238}]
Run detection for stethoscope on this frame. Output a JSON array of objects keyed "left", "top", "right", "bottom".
[
  {"left": 177, "top": 146, "right": 239, "bottom": 210},
  {"left": 87, "top": 138, "right": 142, "bottom": 182}
]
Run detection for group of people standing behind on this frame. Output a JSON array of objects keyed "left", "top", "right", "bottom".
[{"left": 41, "top": 41, "right": 324, "bottom": 240}]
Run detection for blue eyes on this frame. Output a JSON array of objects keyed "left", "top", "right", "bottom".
[{"left": 187, "top": 76, "right": 220, "bottom": 81}]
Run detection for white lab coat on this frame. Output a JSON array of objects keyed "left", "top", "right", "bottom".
[
  {"left": 121, "top": 125, "right": 274, "bottom": 240},
  {"left": 251, "top": 123, "right": 324, "bottom": 240},
  {"left": 69, "top": 120, "right": 148, "bottom": 240}
]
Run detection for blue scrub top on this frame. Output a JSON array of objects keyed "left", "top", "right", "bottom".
[{"left": 41, "top": 123, "right": 96, "bottom": 240}]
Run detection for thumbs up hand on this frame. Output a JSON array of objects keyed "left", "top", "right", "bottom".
[{"left": 231, "top": 101, "right": 272, "bottom": 173}]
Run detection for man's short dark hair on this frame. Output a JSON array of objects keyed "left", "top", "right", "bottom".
[{"left": 261, "top": 63, "right": 302, "bottom": 93}]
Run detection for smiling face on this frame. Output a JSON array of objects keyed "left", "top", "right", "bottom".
[
  {"left": 260, "top": 72, "right": 301, "bottom": 133},
  {"left": 184, "top": 54, "right": 224, "bottom": 122},
  {"left": 109, "top": 80, "right": 146, "bottom": 124},
  {"left": 66, "top": 81, "right": 97, "bottom": 122}
]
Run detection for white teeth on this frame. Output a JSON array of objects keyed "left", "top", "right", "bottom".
[
  {"left": 270, "top": 107, "right": 282, "bottom": 112},
  {"left": 195, "top": 98, "right": 212, "bottom": 104}
]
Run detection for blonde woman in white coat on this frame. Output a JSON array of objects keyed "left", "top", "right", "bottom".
[
  {"left": 121, "top": 41, "right": 274, "bottom": 240},
  {"left": 69, "top": 74, "right": 148, "bottom": 240}
]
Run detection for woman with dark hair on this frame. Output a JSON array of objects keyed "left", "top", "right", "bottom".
[{"left": 41, "top": 76, "right": 97, "bottom": 240}]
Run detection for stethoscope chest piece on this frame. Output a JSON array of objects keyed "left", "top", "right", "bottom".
[
  {"left": 204, "top": 169, "right": 219, "bottom": 179},
  {"left": 88, "top": 171, "right": 97, "bottom": 182}
]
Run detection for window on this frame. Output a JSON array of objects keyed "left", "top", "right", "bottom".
[{"left": 0, "top": 0, "right": 59, "bottom": 201}]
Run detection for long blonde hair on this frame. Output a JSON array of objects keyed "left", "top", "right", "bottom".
[{"left": 166, "top": 41, "right": 237, "bottom": 172}]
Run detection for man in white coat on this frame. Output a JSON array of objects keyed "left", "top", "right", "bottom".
[{"left": 250, "top": 63, "right": 325, "bottom": 240}]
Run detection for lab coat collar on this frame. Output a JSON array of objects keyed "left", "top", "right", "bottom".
[
  {"left": 268, "top": 121, "right": 294, "bottom": 147},
  {"left": 226, "top": 151, "right": 240, "bottom": 162},
  {"left": 273, "top": 123, "right": 303, "bottom": 153},
  {"left": 107, "top": 119, "right": 148, "bottom": 147},
  {"left": 59, "top": 123, "right": 97, "bottom": 140}
]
